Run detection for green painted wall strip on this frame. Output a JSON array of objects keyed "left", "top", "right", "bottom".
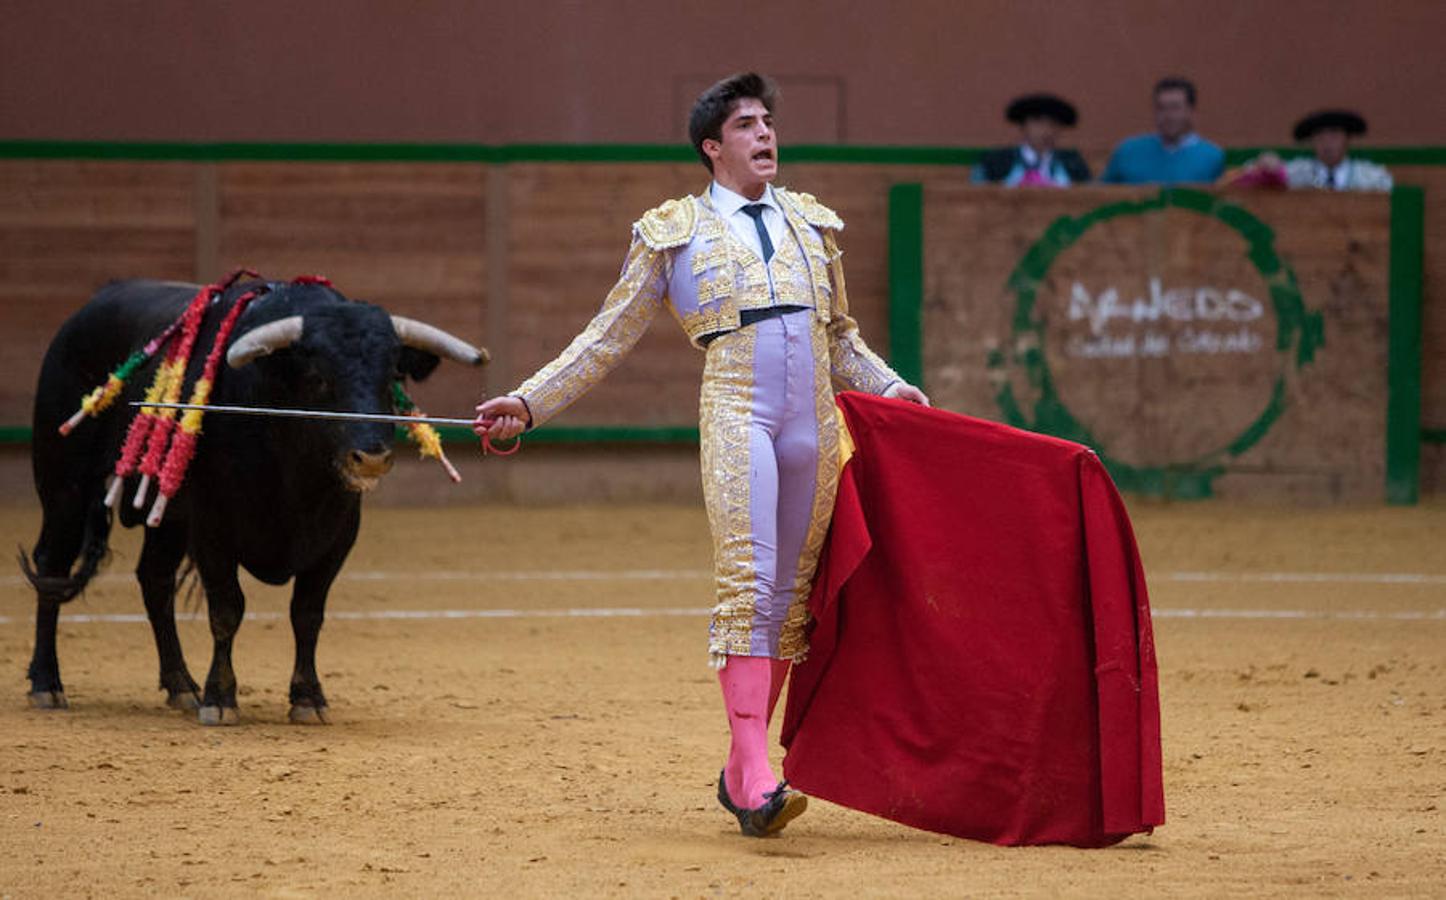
[
  {"left": 0, "top": 140, "right": 984, "bottom": 166},
  {"left": 1, "top": 139, "right": 1442, "bottom": 166},
  {"left": 887, "top": 183, "right": 926, "bottom": 388},
  {"left": 787, "top": 145, "right": 980, "bottom": 165},
  {"left": 495, "top": 144, "right": 694, "bottom": 163},
  {"left": 1386, "top": 185, "right": 1425, "bottom": 505},
  {"left": 0, "top": 141, "right": 504, "bottom": 162}
]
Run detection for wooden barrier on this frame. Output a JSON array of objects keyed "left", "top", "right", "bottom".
[
  {"left": 0, "top": 153, "right": 1436, "bottom": 500},
  {"left": 0, "top": 161, "right": 196, "bottom": 425},
  {"left": 0, "top": 158, "right": 964, "bottom": 432},
  {"left": 217, "top": 162, "right": 489, "bottom": 416},
  {"left": 918, "top": 185, "right": 1401, "bottom": 501}
]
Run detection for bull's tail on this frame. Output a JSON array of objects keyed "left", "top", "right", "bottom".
[{"left": 18, "top": 498, "right": 113, "bottom": 603}]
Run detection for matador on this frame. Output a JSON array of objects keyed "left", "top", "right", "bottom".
[{"left": 476, "top": 72, "right": 929, "bottom": 837}]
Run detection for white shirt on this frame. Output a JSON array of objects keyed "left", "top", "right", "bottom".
[
  {"left": 710, "top": 181, "right": 787, "bottom": 263},
  {"left": 1283, "top": 156, "right": 1394, "bottom": 192},
  {"left": 1019, "top": 143, "right": 1054, "bottom": 173}
]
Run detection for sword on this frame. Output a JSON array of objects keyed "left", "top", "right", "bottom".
[{"left": 128, "top": 400, "right": 482, "bottom": 429}]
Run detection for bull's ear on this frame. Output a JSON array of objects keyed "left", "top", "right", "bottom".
[{"left": 398, "top": 347, "right": 442, "bottom": 382}]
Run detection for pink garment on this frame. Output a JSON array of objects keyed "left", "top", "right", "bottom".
[
  {"left": 718, "top": 656, "right": 778, "bottom": 807},
  {"left": 1018, "top": 168, "right": 1062, "bottom": 188}
]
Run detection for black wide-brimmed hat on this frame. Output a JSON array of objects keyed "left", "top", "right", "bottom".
[
  {"left": 1293, "top": 109, "right": 1367, "bottom": 141},
  {"left": 1006, "top": 93, "right": 1078, "bottom": 127}
]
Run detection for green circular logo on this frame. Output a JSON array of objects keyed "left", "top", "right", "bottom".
[{"left": 989, "top": 188, "right": 1323, "bottom": 498}]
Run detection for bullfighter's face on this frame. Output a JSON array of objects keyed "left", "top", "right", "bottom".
[{"left": 704, "top": 97, "right": 777, "bottom": 200}]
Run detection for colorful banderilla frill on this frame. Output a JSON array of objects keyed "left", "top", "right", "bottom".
[
  {"left": 145, "top": 288, "right": 264, "bottom": 526},
  {"left": 391, "top": 381, "right": 462, "bottom": 482},
  {"left": 130, "top": 286, "right": 213, "bottom": 510},
  {"left": 58, "top": 318, "right": 184, "bottom": 437},
  {"left": 84, "top": 270, "right": 478, "bottom": 525},
  {"left": 63, "top": 269, "right": 257, "bottom": 439},
  {"left": 103, "top": 284, "right": 215, "bottom": 511},
  {"left": 96, "top": 269, "right": 263, "bottom": 516}
]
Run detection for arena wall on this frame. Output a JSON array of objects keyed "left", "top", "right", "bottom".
[
  {"left": 0, "top": 151, "right": 1438, "bottom": 503},
  {"left": 917, "top": 184, "right": 1400, "bottom": 501}
]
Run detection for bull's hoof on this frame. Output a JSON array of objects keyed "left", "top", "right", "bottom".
[
  {"left": 288, "top": 703, "right": 330, "bottom": 725},
  {"left": 27, "top": 690, "right": 68, "bottom": 710},
  {"left": 166, "top": 690, "right": 202, "bottom": 711},
  {"left": 197, "top": 705, "right": 240, "bottom": 726}
]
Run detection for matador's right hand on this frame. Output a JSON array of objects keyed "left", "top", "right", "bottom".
[{"left": 474, "top": 396, "right": 530, "bottom": 441}]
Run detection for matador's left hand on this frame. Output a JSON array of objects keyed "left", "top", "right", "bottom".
[{"left": 884, "top": 382, "right": 931, "bottom": 407}]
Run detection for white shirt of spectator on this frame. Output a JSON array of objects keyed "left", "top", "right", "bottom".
[
  {"left": 1284, "top": 156, "right": 1393, "bottom": 192},
  {"left": 1019, "top": 144, "right": 1054, "bottom": 174}
]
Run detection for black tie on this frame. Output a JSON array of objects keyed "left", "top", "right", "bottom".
[{"left": 741, "top": 203, "right": 775, "bottom": 263}]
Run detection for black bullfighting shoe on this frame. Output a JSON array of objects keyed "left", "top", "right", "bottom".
[{"left": 717, "top": 771, "right": 809, "bottom": 837}]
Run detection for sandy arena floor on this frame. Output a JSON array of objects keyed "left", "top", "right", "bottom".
[{"left": 0, "top": 499, "right": 1443, "bottom": 898}]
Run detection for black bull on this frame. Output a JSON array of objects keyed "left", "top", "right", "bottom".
[{"left": 21, "top": 279, "right": 486, "bottom": 724}]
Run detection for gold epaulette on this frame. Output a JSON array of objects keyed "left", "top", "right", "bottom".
[
  {"left": 778, "top": 188, "right": 845, "bottom": 232},
  {"left": 634, "top": 196, "right": 698, "bottom": 250}
]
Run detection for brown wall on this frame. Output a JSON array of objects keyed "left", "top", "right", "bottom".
[
  {"left": 3, "top": 1, "right": 1445, "bottom": 151},
  {"left": 0, "top": 159, "right": 971, "bottom": 431}
]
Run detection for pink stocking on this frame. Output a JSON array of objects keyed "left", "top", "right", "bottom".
[{"left": 718, "top": 655, "right": 777, "bottom": 808}]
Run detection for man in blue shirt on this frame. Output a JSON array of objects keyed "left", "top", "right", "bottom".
[{"left": 1101, "top": 77, "right": 1224, "bottom": 184}]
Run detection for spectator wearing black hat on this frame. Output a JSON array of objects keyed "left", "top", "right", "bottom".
[
  {"left": 1285, "top": 110, "right": 1392, "bottom": 191},
  {"left": 972, "top": 94, "right": 1091, "bottom": 187}
]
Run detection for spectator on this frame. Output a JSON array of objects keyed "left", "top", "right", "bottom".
[
  {"left": 1100, "top": 77, "right": 1224, "bottom": 184},
  {"left": 1285, "top": 110, "right": 1392, "bottom": 191},
  {"left": 972, "top": 93, "right": 1090, "bottom": 187}
]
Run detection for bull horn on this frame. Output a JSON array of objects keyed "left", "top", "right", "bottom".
[
  {"left": 391, "top": 316, "right": 489, "bottom": 366},
  {"left": 226, "top": 316, "right": 304, "bottom": 368}
]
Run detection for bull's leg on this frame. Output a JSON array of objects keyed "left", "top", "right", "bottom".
[
  {"left": 27, "top": 601, "right": 65, "bottom": 709},
  {"left": 23, "top": 488, "right": 104, "bottom": 709},
  {"left": 136, "top": 523, "right": 201, "bottom": 710},
  {"left": 286, "top": 511, "right": 356, "bottom": 725},
  {"left": 194, "top": 559, "right": 245, "bottom": 726},
  {"left": 286, "top": 576, "right": 331, "bottom": 725}
]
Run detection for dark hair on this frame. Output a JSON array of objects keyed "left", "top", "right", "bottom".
[
  {"left": 1153, "top": 76, "right": 1197, "bottom": 107},
  {"left": 688, "top": 72, "right": 778, "bottom": 172}
]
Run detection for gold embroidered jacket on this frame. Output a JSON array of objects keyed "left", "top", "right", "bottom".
[{"left": 514, "top": 187, "right": 902, "bottom": 426}]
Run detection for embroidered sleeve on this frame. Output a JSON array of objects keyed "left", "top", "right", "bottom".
[
  {"left": 821, "top": 232, "right": 902, "bottom": 396},
  {"left": 513, "top": 232, "right": 668, "bottom": 426}
]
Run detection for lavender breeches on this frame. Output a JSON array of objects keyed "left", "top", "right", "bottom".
[{"left": 701, "top": 310, "right": 840, "bottom": 664}]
